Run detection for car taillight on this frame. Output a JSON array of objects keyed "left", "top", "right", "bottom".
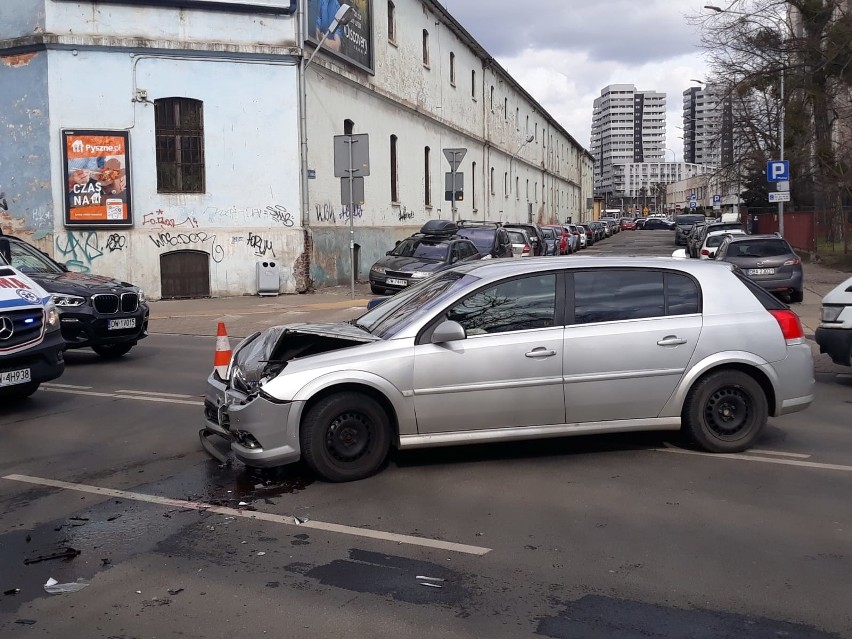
[
  {"left": 701, "top": 249, "right": 710, "bottom": 256},
  {"left": 769, "top": 309, "right": 805, "bottom": 345},
  {"left": 783, "top": 257, "right": 801, "bottom": 266},
  {"left": 522, "top": 244, "right": 531, "bottom": 256}
]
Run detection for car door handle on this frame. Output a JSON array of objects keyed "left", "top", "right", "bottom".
[
  {"left": 525, "top": 348, "right": 557, "bottom": 358},
  {"left": 657, "top": 336, "right": 687, "bottom": 346}
]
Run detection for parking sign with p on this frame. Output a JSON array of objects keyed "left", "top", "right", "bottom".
[{"left": 767, "top": 160, "right": 789, "bottom": 182}]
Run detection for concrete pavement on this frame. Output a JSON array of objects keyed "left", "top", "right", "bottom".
[{"left": 146, "top": 262, "right": 851, "bottom": 372}]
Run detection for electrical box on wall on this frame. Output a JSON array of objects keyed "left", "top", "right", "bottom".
[{"left": 256, "top": 261, "right": 279, "bottom": 296}]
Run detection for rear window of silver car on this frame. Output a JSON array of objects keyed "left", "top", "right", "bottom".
[{"left": 727, "top": 239, "right": 791, "bottom": 258}]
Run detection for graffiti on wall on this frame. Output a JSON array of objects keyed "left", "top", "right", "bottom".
[
  {"left": 314, "top": 202, "right": 365, "bottom": 224},
  {"left": 142, "top": 210, "right": 199, "bottom": 229},
  {"left": 203, "top": 204, "right": 294, "bottom": 228},
  {"left": 247, "top": 232, "right": 275, "bottom": 258},
  {"left": 398, "top": 205, "right": 414, "bottom": 222},
  {"left": 105, "top": 233, "right": 126, "bottom": 252},
  {"left": 148, "top": 231, "right": 225, "bottom": 263},
  {"left": 55, "top": 231, "right": 105, "bottom": 273}
]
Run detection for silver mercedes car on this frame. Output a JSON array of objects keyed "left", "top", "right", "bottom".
[{"left": 201, "top": 257, "right": 814, "bottom": 482}]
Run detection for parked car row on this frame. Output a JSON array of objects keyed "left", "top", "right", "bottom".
[{"left": 369, "top": 219, "right": 615, "bottom": 295}]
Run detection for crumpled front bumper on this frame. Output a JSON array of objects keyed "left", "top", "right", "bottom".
[{"left": 201, "top": 372, "right": 303, "bottom": 468}]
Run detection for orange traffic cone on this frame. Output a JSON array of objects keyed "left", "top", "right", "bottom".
[{"left": 214, "top": 322, "right": 232, "bottom": 379}]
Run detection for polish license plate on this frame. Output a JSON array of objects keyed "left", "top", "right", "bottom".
[
  {"left": 748, "top": 268, "right": 776, "bottom": 275},
  {"left": 0, "top": 368, "right": 31, "bottom": 387},
  {"left": 108, "top": 318, "right": 136, "bottom": 330},
  {"left": 386, "top": 278, "right": 408, "bottom": 287}
]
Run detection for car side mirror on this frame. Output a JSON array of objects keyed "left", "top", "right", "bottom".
[
  {"left": 386, "top": 250, "right": 393, "bottom": 256},
  {"left": 0, "top": 238, "right": 11, "bottom": 265},
  {"left": 431, "top": 320, "right": 466, "bottom": 344}
]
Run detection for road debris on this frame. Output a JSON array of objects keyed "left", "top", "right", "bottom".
[
  {"left": 4, "top": 588, "right": 21, "bottom": 596},
  {"left": 44, "top": 577, "right": 90, "bottom": 594},
  {"left": 293, "top": 515, "right": 308, "bottom": 525},
  {"left": 266, "top": 581, "right": 280, "bottom": 588},
  {"left": 14, "top": 619, "right": 37, "bottom": 625},
  {"left": 415, "top": 576, "right": 445, "bottom": 582},
  {"left": 168, "top": 588, "right": 184, "bottom": 596},
  {"left": 24, "top": 547, "right": 81, "bottom": 565},
  {"left": 419, "top": 582, "right": 443, "bottom": 589},
  {"left": 257, "top": 552, "right": 266, "bottom": 556},
  {"left": 107, "top": 514, "right": 123, "bottom": 521}
]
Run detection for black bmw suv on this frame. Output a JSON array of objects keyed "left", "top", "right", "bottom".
[{"left": 2, "top": 233, "right": 148, "bottom": 358}]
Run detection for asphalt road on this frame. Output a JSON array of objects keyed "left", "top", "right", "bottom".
[{"left": 1, "top": 229, "right": 850, "bottom": 638}]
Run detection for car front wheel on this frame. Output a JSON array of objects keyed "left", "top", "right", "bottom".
[
  {"left": 682, "top": 370, "right": 768, "bottom": 453},
  {"left": 789, "top": 289, "right": 804, "bottom": 303},
  {"left": 300, "top": 392, "right": 391, "bottom": 482},
  {"left": 0, "top": 382, "right": 40, "bottom": 400}
]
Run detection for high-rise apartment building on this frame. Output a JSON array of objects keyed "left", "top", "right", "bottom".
[
  {"left": 590, "top": 84, "right": 666, "bottom": 196},
  {"left": 682, "top": 84, "right": 733, "bottom": 168}
]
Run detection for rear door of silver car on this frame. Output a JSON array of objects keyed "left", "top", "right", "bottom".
[
  {"left": 562, "top": 268, "right": 702, "bottom": 423},
  {"left": 412, "top": 272, "right": 565, "bottom": 433}
]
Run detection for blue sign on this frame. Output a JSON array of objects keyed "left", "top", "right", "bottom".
[
  {"left": 767, "top": 160, "right": 789, "bottom": 182},
  {"left": 712, "top": 195, "right": 721, "bottom": 204},
  {"left": 689, "top": 192, "right": 697, "bottom": 201},
  {"left": 689, "top": 201, "right": 697, "bottom": 209}
]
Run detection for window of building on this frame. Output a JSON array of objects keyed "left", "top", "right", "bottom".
[
  {"left": 390, "top": 134, "right": 398, "bottom": 203},
  {"left": 155, "top": 97, "right": 205, "bottom": 193},
  {"left": 526, "top": 115, "right": 529, "bottom": 134},
  {"left": 447, "top": 274, "right": 557, "bottom": 335},
  {"left": 535, "top": 122, "right": 538, "bottom": 142},
  {"left": 422, "top": 30, "right": 429, "bottom": 66},
  {"left": 471, "top": 161, "right": 477, "bottom": 209},
  {"left": 424, "top": 145, "right": 431, "bottom": 206},
  {"left": 526, "top": 179, "right": 529, "bottom": 200},
  {"left": 490, "top": 167, "right": 495, "bottom": 195},
  {"left": 515, "top": 107, "right": 519, "bottom": 130},
  {"left": 449, "top": 52, "right": 456, "bottom": 86},
  {"left": 515, "top": 176, "right": 519, "bottom": 200},
  {"left": 471, "top": 70, "right": 476, "bottom": 99},
  {"left": 344, "top": 119, "right": 354, "bottom": 135},
  {"left": 490, "top": 86, "right": 494, "bottom": 111},
  {"left": 504, "top": 97, "right": 508, "bottom": 121},
  {"left": 387, "top": 2, "right": 396, "bottom": 42},
  {"left": 503, "top": 171, "right": 508, "bottom": 197}
]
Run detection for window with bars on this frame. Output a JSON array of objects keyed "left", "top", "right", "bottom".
[{"left": 155, "top": 98, "right": 205, "bottom": 193}]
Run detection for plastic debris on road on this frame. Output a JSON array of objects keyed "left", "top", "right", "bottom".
[
  {"left": 415, "top": 576, "right": 445, "bottom": 582},
  {"left": 44, "top": 577, "right": 90, "bottom": 594},
  {"left": 24, "top": 547, "right": 81, "bottom": 565},
  {"left": 419, "top": 582, "right": 443, "bottom": 588}
]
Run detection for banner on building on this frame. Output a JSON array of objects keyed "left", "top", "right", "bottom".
[
  {"left": 62, "top": 130, "right": 133, "bottom": 227},
  {"left": 305, "top": 0, "right": 373, "bottom": 74}
]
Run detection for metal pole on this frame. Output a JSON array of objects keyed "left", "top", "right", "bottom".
[
  {"left": 347, "top": 136, "right": 355, "bottom": 298},
  {"left": 451, "top": 166, "right": 457, "bottom": 222},
  {"left": 778, "top": 61, "right": 785, "bottom": 237}
]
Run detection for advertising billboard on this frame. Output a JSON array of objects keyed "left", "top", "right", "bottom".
[
  {"left": 305, "top": 0, "right": 373, "bottom": 74},
  {"left": 52, "top": 0, "right": 296, "bottom": 13},
  {"left": 62, "top": 130, "right": 133, "bottom": 227}
]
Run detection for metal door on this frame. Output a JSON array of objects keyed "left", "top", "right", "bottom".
[{"left": 160, "top": 250, "right": 210, "bottom": 299}]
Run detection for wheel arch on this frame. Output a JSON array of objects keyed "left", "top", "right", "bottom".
[
  {"left": 663, "top": 352, "right": 779, "bottom": 417},
  {"left": 300, "top": 382, "right": 402, "bottom": 446}
]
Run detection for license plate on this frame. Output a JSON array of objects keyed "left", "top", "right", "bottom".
[
  {"left": 0, "top": 368, "right": 31, "bottom": 387},
  {"left": 386, "top": 278, "right": 408, "bottom": 287},
  {"left": 108, "top": 318, "right": 136, "bottom": 330},
  {"left": 748, "top": 268, "right": 776, "bottom": 275}
]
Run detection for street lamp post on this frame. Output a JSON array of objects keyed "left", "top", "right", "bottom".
[
  {"left": 704, "top": 4, "right": 787, "bottom": 236},
  {"left": 510, "top": 134, "right": 535, "bottom": 198}
]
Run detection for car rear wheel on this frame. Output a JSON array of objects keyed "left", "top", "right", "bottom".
[
  {"left": 300, "top": 392, "right": 391, "bottom": 482},
  {"left": 682, "top": 370, "right": 768, "bottom": 453},
  {"left": 789, "top": 289, "right": 804, "bottom": 303},
  {"left": 370, "top": 284, "right": 385, "bottom": 295},
  {"left": 92, "top": 343, "right": 134, "bottom": 359}
]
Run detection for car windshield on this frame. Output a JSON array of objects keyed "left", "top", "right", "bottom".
[
  {"left": 727, "top": 239, "right": 791, "bottom": 258},
  {"left": 676, "top": 215, "right": 704, "bottom": 225},
  {"left": 356, "top": 270, "right": 480, "bottom": 339},
  {"left": 8, "top": 240, "right": 64, "bottom": 274},
  {"left": 456, "top": 228, "right": 495, "bottom": 253},
  {"left": 391, "top": 238, "right": 449, "bottom": 261}
]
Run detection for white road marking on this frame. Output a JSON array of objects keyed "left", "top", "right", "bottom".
[
  {"left": 42, "top": 382, "right": 93, "bottom": 390},
  {"left": 115, "top": 389, "right": 196, "bottom": 399},
  {"left": 749, "top": 449, "right": 812, "bottom": 459},
  {"left": 654, "top": 447, "right": 852, "bottom": 473},
  {"left": 39, "top": 386, "right": 202, "bottom": 406},
  {"left": 2, "top": 474, "right": 491, "bottom": 556}
]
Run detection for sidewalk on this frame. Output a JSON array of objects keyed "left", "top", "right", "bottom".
[{"left": 146, "top": 263, "right": 851, "bottom": 373}]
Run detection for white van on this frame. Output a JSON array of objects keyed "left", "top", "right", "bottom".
[
  {"left": 815, "top": 275, "right": 852, "bottom": 367},
  {"left": 0, "top": 237, "right": 65, "bottom": 399}
]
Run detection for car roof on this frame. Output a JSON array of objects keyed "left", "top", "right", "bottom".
[
  {"left": 706, "top": 229, "right": 746, "bottom": 238},
  {"left": 448, "top": 255, "right": 736, "bottom": 279},
  {"left": 726, "top": 233, "right": 785, "bottom": 243}
]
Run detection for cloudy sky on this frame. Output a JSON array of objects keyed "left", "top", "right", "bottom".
[{"left": 443, "top": 0, "right": 712, "bottom": 160}]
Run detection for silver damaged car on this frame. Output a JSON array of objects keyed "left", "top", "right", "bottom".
[{"left": 201, "top": 257, "right": 814, "bottom": 482}]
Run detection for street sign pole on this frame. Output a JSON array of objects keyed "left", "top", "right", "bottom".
[
  {"left": 443, "top": 148, "right": 467, "bottom": 221},
  {"left": 346, "top": 137, "right": 355, "bottom": 298}
]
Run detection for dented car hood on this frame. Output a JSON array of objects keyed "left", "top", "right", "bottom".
[{"left": 230, "top": 322, "right": 380, "bottom": 391}]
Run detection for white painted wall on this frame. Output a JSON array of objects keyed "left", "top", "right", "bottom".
[{"left": 46, "top": 49, "right": 303, "bottom": 298}]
